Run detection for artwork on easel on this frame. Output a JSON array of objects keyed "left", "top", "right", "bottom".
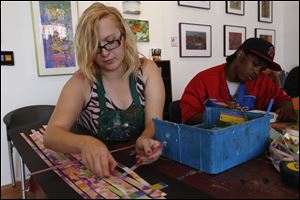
[{"left": 21, "top": 127, "right": 168, "bottom": 199}]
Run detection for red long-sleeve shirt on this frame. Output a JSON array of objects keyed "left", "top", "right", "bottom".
[{"left": 180, "top": 63, "right": 291, "bottom": 123}]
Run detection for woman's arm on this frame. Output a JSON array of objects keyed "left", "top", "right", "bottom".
[
  {"left": 136, "top": 59, "right": 165, "bottom": 161},
  {"left": 142, "top": 59, "right": 165, "bottom": 137},
  {"left": 44, "top": 72, "right": 116, "bottom": 177},
  {"left": 43, "top": 72, "right": 89, "bottom": 153}
]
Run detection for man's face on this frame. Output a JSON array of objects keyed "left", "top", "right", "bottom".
[{"left": 236, "top": 51, "right": 268, "bottom": 82}]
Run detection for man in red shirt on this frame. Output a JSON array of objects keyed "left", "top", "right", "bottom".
[{"left": 180, "top": 38, "right": 298, "bottom": 125}]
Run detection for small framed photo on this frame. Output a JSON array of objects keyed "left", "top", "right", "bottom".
[
  {"left": 30, "top": 1, "right": 79, "bottom": 76},
  {"left": 178, "top": 1, "right": 210, "bottom": 10},
  {"left": 1, "top": 51, "right": 14, "bottom": 66},
  {"left": 255, "top": 28, "right": 275, "bottom": 47},
  {"left": 179, "top": 23, "right": 212, "bottom": 57},
  {"left": 226, "top": 1, "right": 245, "bottom": 15},
  {"left": 224, "top": 25, "right": 246, "bottom": 56},
  {"left": 258, "top": 1, "right": 273, "bottom": 23},
  {"left": 125, "top": 19, "right": 149, "bottom": 42}
]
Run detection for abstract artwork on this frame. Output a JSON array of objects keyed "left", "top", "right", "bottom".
[{"left": 30, "top": 1, "right": 79, "bottom": 76}]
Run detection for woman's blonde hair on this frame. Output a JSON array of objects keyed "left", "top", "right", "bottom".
[{"left": 75, "top": 2, "right": 140, "bottom": 83}]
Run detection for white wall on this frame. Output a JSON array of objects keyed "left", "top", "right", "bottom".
[{"left": 1, "top": 1, "right": 299, "bottom": 186}]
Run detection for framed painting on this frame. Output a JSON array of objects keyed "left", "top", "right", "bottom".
[
  {"left": 224, "top": 25, "right": 246, "bottom": 56},
  {"left": 30, "top": 1, "right": 79, "bottom": 76},
  {"left": 179, "top": 23, "right": 212, "bottom": 57},
  {"left": 258, "top": 1, "right": 273, "bottom": 23},
  {"left": 125, "top": 19, "right": 149, "bottom": 42},
  {"left": 255, "top": 28, "right": 275, "bottom": 46},
  {"left": 226, "top": 1, "right": 245, "bottom": 15},
  {"left": 178, "top": 1, "right": 210, "bottom": 10}
]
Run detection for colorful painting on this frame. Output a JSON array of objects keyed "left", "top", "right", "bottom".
[
  {"left": 31, "top": 1, "right": 79, "bottom": 76},
  {"left": 125, "top": 19, "right": 149, "bottom": 42},
  {"left": 39, "top": 2, "right": 75, "bottom": 68}
]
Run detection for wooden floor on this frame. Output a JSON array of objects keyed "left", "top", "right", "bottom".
[{"left": 1, "top": 182, "right": 35, "bottom": 199}]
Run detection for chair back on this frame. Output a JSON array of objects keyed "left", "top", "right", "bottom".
[
  {"left": 168, "top": 100, "right": 181, "bottom": 123},
  {"left": 3, "top": 105, "right": 55, "bottom": 130}
]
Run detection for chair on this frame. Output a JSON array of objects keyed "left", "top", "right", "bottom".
[
  {"left": 168, "top": 100, "right": 182, "bottom": 123},
  {"left": 284, "top": 66, "right": 299, "bottom": 98},
  {"left": 3, "top": 105, "right": 55, "bottom": 198}
]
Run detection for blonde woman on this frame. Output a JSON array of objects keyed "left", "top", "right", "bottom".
[{"left": 44, "top": 2, "right": 165, "bottom": 178}]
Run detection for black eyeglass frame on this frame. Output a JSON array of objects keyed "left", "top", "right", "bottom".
[{"left": 97, "top": 34, "right": 123, "bottom": 53}]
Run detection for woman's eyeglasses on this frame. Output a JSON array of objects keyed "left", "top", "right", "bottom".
[{"left": 97, "top": 34, "right": 123, "bottom": 54}]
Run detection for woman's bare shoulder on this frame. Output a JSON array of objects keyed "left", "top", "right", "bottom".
[{"left": 139, "top": 58, "right": 161, "bottom": 84}]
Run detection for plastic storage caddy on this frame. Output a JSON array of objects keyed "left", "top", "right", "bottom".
[{"left": 154, "top": 107, "right": 270, "bottom": 174}]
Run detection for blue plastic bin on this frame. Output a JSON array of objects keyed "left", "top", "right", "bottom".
[{"left": 154, "top": 107, "right": 270, "bottom": 174}]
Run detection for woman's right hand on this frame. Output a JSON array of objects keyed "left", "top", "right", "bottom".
[{"left": 79, "top": 136, "right": 117, "bottom": 177}]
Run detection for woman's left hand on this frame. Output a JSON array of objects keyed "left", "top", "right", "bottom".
[{"left": 135, "top": 136, "right": 163, "bottom": 164}]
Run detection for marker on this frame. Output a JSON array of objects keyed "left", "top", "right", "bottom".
[{"left": 266, "top": 98, "right": 274, "bottom": 116}]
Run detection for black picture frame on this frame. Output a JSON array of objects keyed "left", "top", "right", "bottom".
[
  {"left": 255, "top": 28, "right": 276, "bottom": 47},
  {"left": 224, "top": 25, "right": 246, "bottom": 57},
  {"left": 258, "top": 1, "right": 273, "bottom": 23},
  {"left": 1, "top": 51, "right": 14, "bottom": 66},
  {"left": 179, "top": 23, "right": 212, "bottom": 57},
  {"left": 226, "top": 1, "right": 245, "bottom": 16},
  {"left": 178, "top": 1, "right": 210, "bottom": 10}
]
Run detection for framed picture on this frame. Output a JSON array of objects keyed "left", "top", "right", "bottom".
[
  {"left": 1, "top": 51, "right": 14, "bottom": 66},
  {"left": 179, "top": 23, "right": 212, "bottom": 57},
  {"left": 30, "top": 1, "right": 79, "bottom": 76},
  {"left": 224, "top": 25, "right": 246, "bottom": 56},
  {"left": 178, "top": 1, "right": 210, "bottom": 10},
  {"left": 258, "top": 1, "right": 273, "bottom": 23},
  {"left": 125, "top": 19, "right": 149, "bottom": 42},
  {"left": 226, "top": 1, "right": 245, "bottom": 15},
  {"left": 255, "top": 28, "right": 275, "bottom": 46}
]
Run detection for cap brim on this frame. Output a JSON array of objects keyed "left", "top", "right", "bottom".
[{"left": 250, "top": 50, "right": 282, "bottom": 71}]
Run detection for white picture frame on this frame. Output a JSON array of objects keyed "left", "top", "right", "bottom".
[
  {"left": 224, "top": 25, "right": 246, "bottom": 56},
  {"left": 255, "top": 28, "right": 276, "bottom": 47},
  {"left": 179, "top": 23, "right": 212, "bottom": 57},
  {"left": 258, "top": 1, "right": 273, "bottom": 23},
  {"left": 30, "top": 1, "right": 79, "bottom": 76},
  {"left": 226, "top": 1, "right": 245, "bottom": 15}
]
